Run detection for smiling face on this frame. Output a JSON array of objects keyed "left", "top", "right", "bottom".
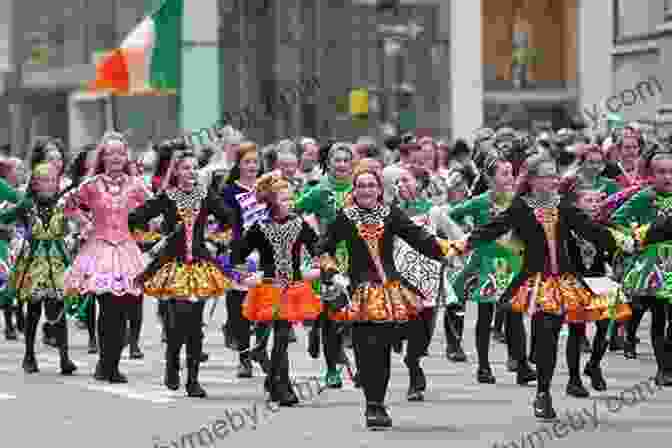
[
  {"left": 575, "top": 190, "right": 604, "bottom": 218},
  {"left": 650, "top": 155, "right": 672, "bottom": 193},
  {"left": 353, "top": 172, "right": 382, "bottom": 209},
  {"left": 328, "top": 148, "right": 353, "bottom": 180},
  {"left": 102, "top": 140, "right": 129, "bottom": 175},
  {"left": 301, "top": 143, "right": 319, "bottom": 171},
  {"left": 174, "top": 156, "right": 198, "bottom": 192},
  {"left": 396, "top": 170, "right": 417, "bottom": 201},
  {"left": 45, "top": 143, "right": 63, "bottom": 175},
  {"left": 276, "top": 152, "right": 298, "bottom": 179},
  {"left": 31, "top": 164, "right": 59, "bottom": 197},
  {"left": 620, "top": 137, "right": 640, "bottom": 168},
  {"left": 492, "top": 160, "right": 514, "bottom": 193},
  {"left": 238, "top": 150, "right": 259, "bottom": 180}
]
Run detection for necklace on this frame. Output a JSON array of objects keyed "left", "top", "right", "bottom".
[
  {"left": 102, "top": 174, "right": 125, "bottom": 195},
  {"left": 522, "top": 193, "right": 561, "bottom": 210}
]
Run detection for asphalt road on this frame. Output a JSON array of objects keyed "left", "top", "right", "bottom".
[{"left": 0, "top": 300, "right": 670, "bottom": 448}]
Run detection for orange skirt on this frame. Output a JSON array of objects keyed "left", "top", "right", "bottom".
[
  {"left": 243, "top": 281, "right": 322, "bottom": 322},
  {"left": 329, "top": 280, "right": 420, "bottom": 322},
  {"left": 511, "top": 273, "right": 631, "bottom": 322},
  {"left": 143, "top": 260, "right": 231, "bottom": 299}
]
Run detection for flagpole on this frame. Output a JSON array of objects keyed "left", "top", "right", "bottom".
[{"left": 111, "top": 94, "right": 119, "bottom": 131}]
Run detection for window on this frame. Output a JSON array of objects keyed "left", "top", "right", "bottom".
[{"left": 615, "top": 0, "right": 660, "bottom": 40}]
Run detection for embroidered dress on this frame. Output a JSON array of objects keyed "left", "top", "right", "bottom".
[
  {"left": 320, "top": 204, "right": 454, "bottom": 322},
  {"left": 230, "top": 215, "right": 321, "bottom": 322},
  {"left": 129, "top": 186, "right": 233, "bottom": 300},
  {"left": 0, "top": 196, "right": 71, "bottom": 303},
  {"left": 394, "top": 198, "right": 461, "bottom": 307},
  {"left": 64, "top": 174, "right": 147, "bottom": 297},
  {"left": 612, "top": 188, "right": 672, "bottom": 301},
  {"left": 468, "top": 195, "right": 627, "bottom": 323},
  {"left": 295, "top": 175, "right": 353, "bottom": 296},
  {"left": 448, "top": 191, "right": 523, "bottom": 304}
]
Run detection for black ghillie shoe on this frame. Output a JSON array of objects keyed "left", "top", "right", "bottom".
[
  {"left": 365, "top": 403, "right": 392, "bottom": 430},
  {"left": 533, "top": 392, "right": 557, "bottom": 421}
]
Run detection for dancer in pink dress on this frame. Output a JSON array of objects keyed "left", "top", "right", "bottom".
[{"left": 64, "top": 132, "right": 148, "bottom": 383}]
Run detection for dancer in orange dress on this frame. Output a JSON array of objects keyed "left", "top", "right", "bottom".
[{"left": 230, "top": 171, "right": 322, "bottom": 406}]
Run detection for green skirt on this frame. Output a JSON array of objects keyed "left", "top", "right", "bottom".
[
  {"left": 622, "top": 242, "right": 672, "bottom": 302},
  {"left": 458, "top": 243, "right": 522, "bottom": 304}
]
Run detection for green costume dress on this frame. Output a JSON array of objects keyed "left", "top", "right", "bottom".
[
  {"left": 448, "top": 191, "right": 523, "bottom": 304},
  {"left": 0, "top": 179, "right": 22, "bottom": 306},
  {"left": 295, "top": 175, "right": 352, "bottom": 293},
  {"left": 0, "top": 194, "right": 72, "bottom": 304},
  {"left": 610, "top": 188, "right": 672, "bottom": 302}
]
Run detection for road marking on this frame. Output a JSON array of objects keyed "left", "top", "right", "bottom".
[
  {"left": 0, "top": 393, "right": 16, "bottom": 400},
  {"left": 83, "top": 384, "right": 176, "bottom": 403}
]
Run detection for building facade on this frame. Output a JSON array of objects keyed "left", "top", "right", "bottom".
[{"left": 1, "top": 0, "right": 648, "bottom": 156}]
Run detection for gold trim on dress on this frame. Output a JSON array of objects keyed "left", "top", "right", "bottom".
[{"left": 329, "top": 280, "right": 421, "bottom": 322}]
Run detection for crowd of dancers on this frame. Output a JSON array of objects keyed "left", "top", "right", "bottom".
[{"left": 0, "top": 122, "right": 671, "bottom": 430}]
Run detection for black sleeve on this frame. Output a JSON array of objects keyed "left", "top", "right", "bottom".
[
  {"left": 230, "top": 223, "right": 261, "bottom": 266},
  {"left": 391, "top": 205, "right": 445, "bottom": 261},
  {"left": 565, "top": 204, "right": 617, "bottom": 255},
  {"left": 128, "top": 194, "right": 167, "bottom": 230}
]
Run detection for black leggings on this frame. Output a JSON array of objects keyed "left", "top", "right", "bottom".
[
  {"left": 124, "top": 300, "right": 143, "bottom": 347},
  {"left": 353, "top": 323, "right": 396, "bottom": 404},
  {"left": 269, "top": 320, "right": 292, "bottom": 384},
  {"left": 97, "top": 295, "right": 139, "bottom": 375},
  {"left": 405, "top": 308, "right": 435, "bottom": 364},
  {"left": 566, "top": 320, "right": 609, "bottom": 380},
  {"left": 85, "top": 297, "right": 96, "bottom": 342},
  {"left": 225, "top": 289, "right": 269, "bottom": 360},
  {"left": 25, "top": 298, "right": 66, "bottom": 354},
  {"left": 533, "top": 313, "right": 563, "bottom": 394},
  {"left": 311, "top": 311, "right": 343, "bottom": 370},
  {"left": 476, "top": 303, "right": 494, "bottom": 369},
  {"left": 627, "top": 296, "right": 668, "bottom": 370},
  {"left": 505, "top": 309, "right": 527, "bottom": 362},
  {"left": 166, "top": 300, "right": 204, "bottom": 366}
]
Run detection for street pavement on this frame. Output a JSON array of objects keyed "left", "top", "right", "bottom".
[{"left": 0, "top": 299, "right": 670, "bottom": 448}]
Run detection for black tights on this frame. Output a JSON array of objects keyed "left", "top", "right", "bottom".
[
  {"left": 566, "top": 320, "right": 609, "bottom": 380},
  {"left": 85, "top": 297, "right": 96, "bottom": 342},
  {"left": 505, "top": 309, "right": 527, "bottom": 362},
  {"left": 124, "top": 300, "right": 143, "bottom": 349},
  {"left": 224, "top": 290, "right": 269, "bottom": 361},
  {"left": 25, "top": 298, "right": 67, "bottom": 356},
  {"left": 627, "top": 296, "right": 668, "bottom": 371},
  {"left": 311, "top": 311, "right": 343, "bottom": 370},
  {"left": 476, "top": 303, "right": 494, "bottom": 369},
  {"left": 405, "top": 308, "right": 435, "bottom": 365},
  {"left": 533, "top": 313, "right": 563, "bottom": 394},
  {"left": 165, "top": 300, "right": 204, "bottom": 378},
  {"left": 353, "top": 323, "right": 395, "bottom": 404},
  {"left": 97, "top": 295, "right": 139, "bottom": 376},
  {"left": 269, "top": 320, "right": 292, "bottom": 384}
]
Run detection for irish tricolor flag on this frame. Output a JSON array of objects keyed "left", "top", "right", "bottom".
[{"left": 89, "top": 0, "right": 182, "bottom": 95}]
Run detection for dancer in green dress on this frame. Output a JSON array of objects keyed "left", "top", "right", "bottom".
[
  {"left": 445, "top": 154, "right": 536, "bottom": 385},
  {"left": 0, "top": 158, "right": 25, "bottom": 340},
  {"left": 295, "top": 142, "right": 353, "bottom": 387},
  {"left": 0, "top": 163, "right": 77, "bottom": 374},
  {"left": 610, "top": 146, "right": 672, "bottom": 385}
]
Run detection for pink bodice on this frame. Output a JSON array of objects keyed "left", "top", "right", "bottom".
[{"left": 65, "top": 175, "right": 146, "bottom": 244}]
